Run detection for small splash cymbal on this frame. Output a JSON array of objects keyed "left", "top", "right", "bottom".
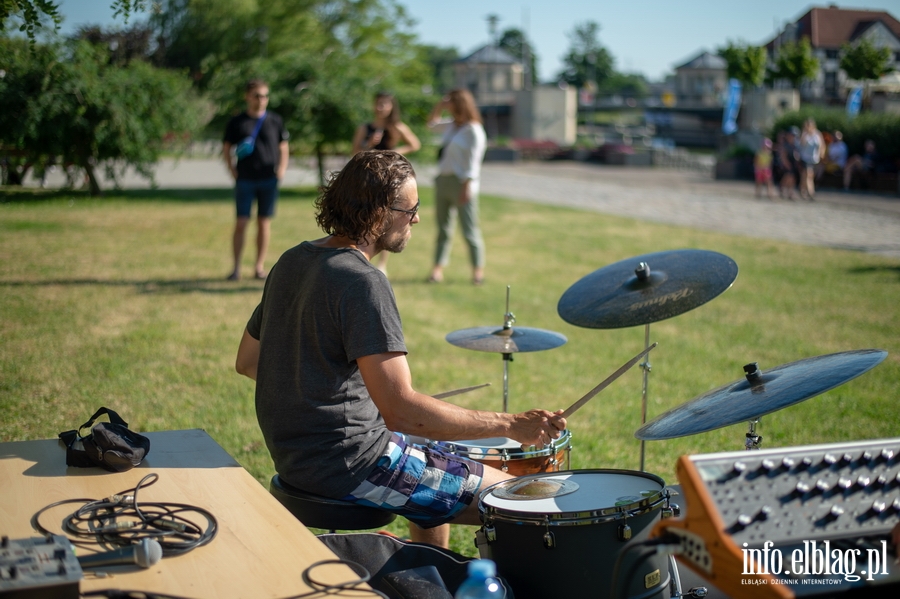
[
  {"left": 635, "top": 349, "right": 888, "bottom": 441},
  {"left": 557, "top": 249, "right": 738, "bottom": 329},
  {"left": 446, "top": 326, "right": 567, "bottom": 354}
]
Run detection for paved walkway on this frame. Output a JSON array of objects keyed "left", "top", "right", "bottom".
[
  {"left": 477, "top": 162, "right": 900, "bottom": 259},
  {"left": 28, "top": 157, "right": 900, "bottom": 259}
]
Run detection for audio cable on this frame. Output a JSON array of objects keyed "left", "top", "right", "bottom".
[{"left": 31, "top": 473, "right": 217, "bottom": 558}]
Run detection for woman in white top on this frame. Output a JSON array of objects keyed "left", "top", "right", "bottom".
[
  {"left": 798, "top": 118, "right": 825, "bottom": 201},
  {"left": 427, "top": 89, "right": 487, "bottom": 285}
]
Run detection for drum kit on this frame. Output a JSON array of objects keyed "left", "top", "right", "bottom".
[{"left": 431, "top": 248, "right": 888, "bottom": 599}]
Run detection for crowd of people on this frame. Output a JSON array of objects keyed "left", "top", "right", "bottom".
[{"left": 755, "top": 118, "right": 883, "bottom": 202}]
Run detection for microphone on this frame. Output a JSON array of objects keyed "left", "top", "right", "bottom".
[{"left": 77, "top": 538, "right": 163, "bottom": 569}]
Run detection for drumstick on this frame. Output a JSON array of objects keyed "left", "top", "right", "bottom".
[
  {"left": 561, "top": 343, "right": 658, "bottom": 418},
  {"left": 432, "top": 383, "right": 491, "bottom": 399}
]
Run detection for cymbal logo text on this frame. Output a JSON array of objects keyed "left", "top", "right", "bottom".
[{"left": 627, "top": 288, "right": 693, "bottom": 312}]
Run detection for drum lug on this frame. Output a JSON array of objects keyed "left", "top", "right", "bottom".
[
  {"left": 618, "top": 522, "right": 632, "bottom": 541},
  {"left": 501, "top": 462, "right": 508, "bottom": 472},
  {"left": 662, "top": 502, "right": 681, "bottom": 519},
  {"left": 542, "top": 530, "right": 555, "bottom": 549},
  {"left": 541, "top": 516, "right": 555, "bottom": 549},
  {"left": 483, "top": 524, "right": 496, "bottom": 543}
]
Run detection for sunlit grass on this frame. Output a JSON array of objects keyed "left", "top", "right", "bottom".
[{"left": 2, "top": 183, "right": 898, "bottom": 555}]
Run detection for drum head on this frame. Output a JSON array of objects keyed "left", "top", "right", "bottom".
[{"left": 482, "top": 469, "right": 665, "bottom": 515}]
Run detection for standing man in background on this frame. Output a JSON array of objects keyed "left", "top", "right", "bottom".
[{"left": 223, "top": 79, "right": 290, "bottom": 281}]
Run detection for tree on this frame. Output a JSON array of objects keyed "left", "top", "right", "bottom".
[
  {"left": 73, "top": 22, "right": 156, "bottom": 65},
  {"left": 418, "top": 44, "right": 458, "bottom": 95},
  {"left": 498, "top": 28, "right": 538, "bottom": 87},
  {"left": 0, "top": 37, "right": 208, "bottom": 194},
  {"left": 598, "top": 72, "right": 648, "bottom": 98},
  {"left": 840, "top": 39, "right": 893, "bottom": 111},
  {"left": 203, "top": 0, "right": 432, "bottom": 184},
  {"left": 769, "top": 38, "right": 819, "bottom": 89},
  {"left": 840, "top": 38, "right": 893, "bottom": 82},
  {"left": 717, "top": 42, "right": 767, "bottom": 88},
  {"left": 1, "top": 0, "right": 142, "bottom": 40},
  {"left": 556, "top": 21, "right": 613, "bottom": 89}
]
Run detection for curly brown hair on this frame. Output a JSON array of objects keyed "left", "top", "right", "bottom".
[{"left": 315, "top": 151, "right": 416, "bottom": 244}]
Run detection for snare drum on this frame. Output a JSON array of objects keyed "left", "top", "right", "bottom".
[
  {"left": 477, "top": 469, "right": 678, "bottom": 599},
  {"left": 430, "top": 430, "right": 572, "bottom": 476}
]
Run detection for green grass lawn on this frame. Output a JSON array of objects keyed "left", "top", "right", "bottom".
[{"left": 2, "top": 183, "right": 898, "bottom": 555}]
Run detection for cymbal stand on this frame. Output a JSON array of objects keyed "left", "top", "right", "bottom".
[
  {"left": 745, "top": 418, "right": 763, "bottom": 450},
  {"left": 639, "top": 322, "right": 653, "bottom": 471},
  {"left": 501, "top": 286, "right": 515, "bottom": 413}
]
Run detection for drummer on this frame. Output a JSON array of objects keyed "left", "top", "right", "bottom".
[{"left": 235, "top": 150, "right": 566, "bottom": 549}]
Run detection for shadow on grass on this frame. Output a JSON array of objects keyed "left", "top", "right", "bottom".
[
  {"left": 1, "top": 187, "right": 317, "bottom": 203},
  {"left": 0, "top": 277, "right": 266, "bottom": 295},
  {"left": 848, "top": 264, "right": 900, "bottom": 281}
]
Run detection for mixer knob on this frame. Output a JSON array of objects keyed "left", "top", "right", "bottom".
[
  {"left": 838, "top": 453, "right": 853, "bottom": 467},
  {"left": 837, "top": 477, "right": 853, "bottom": 492},
  {"left": 855, "top": 475, "right": 871, "bottom": 490},
  {"left": 869, "top": 500, "right": 887, "bottom": 516},
  {"left": 812, "top": 479, "right": 831, "bottom": 495},
  {"left": 860, "top": 451, "right": 874, "bottom": 465},
  {"left": 824, "top": 505, "right": 844, "bottom": 523},
  {"left": 823, "top": 453, "right": 838, "bottom": 467},
  {"left": 795, "top": 457, "right": 814, "bottom": 472},
  {"left": 781, "top": 457, "right": 796, "bottom": 471},
  {"left": 892, "top": 498, "right": 900, "bottom": 514},
  {"left": 755, "top": 459, "right": 776, "bottom": 476},
  {"left": 730, "top": 513, "right": 754, "bottom": 533},
  {"left": 877, "top": 449, "right": 895, "bottom": 464},
  {"left": 732, "top": 461, "right": 747, "bottom": 475},
  {"left": 755, "top": 506, "right": 772, "bottom": 522},
  {"left": 794, "top": 481, "right": 810, "bottom": 497}
]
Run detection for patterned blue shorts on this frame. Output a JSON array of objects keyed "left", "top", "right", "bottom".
[{"left": 343, "top": 433, "right": 484, "bottom": 529}]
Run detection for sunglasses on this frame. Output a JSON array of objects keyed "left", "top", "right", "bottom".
[{"left": 390, "top": 200, "right": 419, "bottom": 221}]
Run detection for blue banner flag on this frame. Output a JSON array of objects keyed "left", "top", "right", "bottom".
[
  {"left": 846, "top": 86, "right": 862, "bottom": 118},
  {"left": 722, "top": 79, "right": 742, "bottom": 134}
]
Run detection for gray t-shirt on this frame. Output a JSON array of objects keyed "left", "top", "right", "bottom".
[{"left": 247, "top": 241, "right": 407, "bottom": 497}]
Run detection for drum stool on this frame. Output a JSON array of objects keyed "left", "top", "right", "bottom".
[{"left": 269, "top": 474, "right": 396, "bottom": 532}]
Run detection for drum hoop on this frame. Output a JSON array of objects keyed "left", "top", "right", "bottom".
[
  {"left": 433, "top": 429, "right": 571, "bottom": 460},
  {"left": 478, "top": 468, "right": 669, "bottom": 525},
  {"left": 480, "top": 494, "right": 668, "bottom": 526}
]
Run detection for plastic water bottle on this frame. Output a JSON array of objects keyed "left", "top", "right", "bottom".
[{"left": 455, "top": 559, "right": 504, "bottom": 598}]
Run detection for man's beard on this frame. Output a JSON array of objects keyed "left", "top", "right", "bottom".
[{"left": 375, "top": 231, "right": 409, "bottom": 254}]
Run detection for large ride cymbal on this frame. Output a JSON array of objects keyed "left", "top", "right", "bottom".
[
  {"left": 635, "top": 349, "right": 888, "bottom": 441},
  {"left": 557, "top": 249, "right": 739, "bottom": 329},
  {"left": 446, "top": 326, "right": 567, "bottom": 354}
]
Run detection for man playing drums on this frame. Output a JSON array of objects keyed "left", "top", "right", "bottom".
[{"left": 235, "top": 150, "right": 566, "bottom": 548}]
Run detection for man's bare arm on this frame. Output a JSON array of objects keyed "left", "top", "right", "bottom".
[
  {"left": 235, "top": 328, "right": 260, "bottom": 381},
  {"left": 357, "top": 352, "right": 565, "bottom": 445}
]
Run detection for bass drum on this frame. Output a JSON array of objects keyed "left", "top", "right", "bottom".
[
  {"left": 430, "top": 430, "right": 571, "bottom": 476},
  {"left": 477, "top": 469, "right": 679, "bottom": 599}
]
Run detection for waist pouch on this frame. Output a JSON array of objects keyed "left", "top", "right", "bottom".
[{"left": 58, "top": 407, "right": 150, "bottom": 472}]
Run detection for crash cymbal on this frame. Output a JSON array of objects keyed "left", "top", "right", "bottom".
[
  {"left": 446, "top": 326, "right": 567, "bottom": 354},
  {"left": 635, "top": 349, "right": 888, "bottom": 441},
  {"left": 557, "top": 249, "right": 738, "bottom": 329}
]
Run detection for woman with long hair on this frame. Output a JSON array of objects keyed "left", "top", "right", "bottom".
[
  {"left": 427, "top": 89, "right": 487, "bottom": 285},
  {"left": 352, "top": 92, "right": 421, "bottom": 275}
]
